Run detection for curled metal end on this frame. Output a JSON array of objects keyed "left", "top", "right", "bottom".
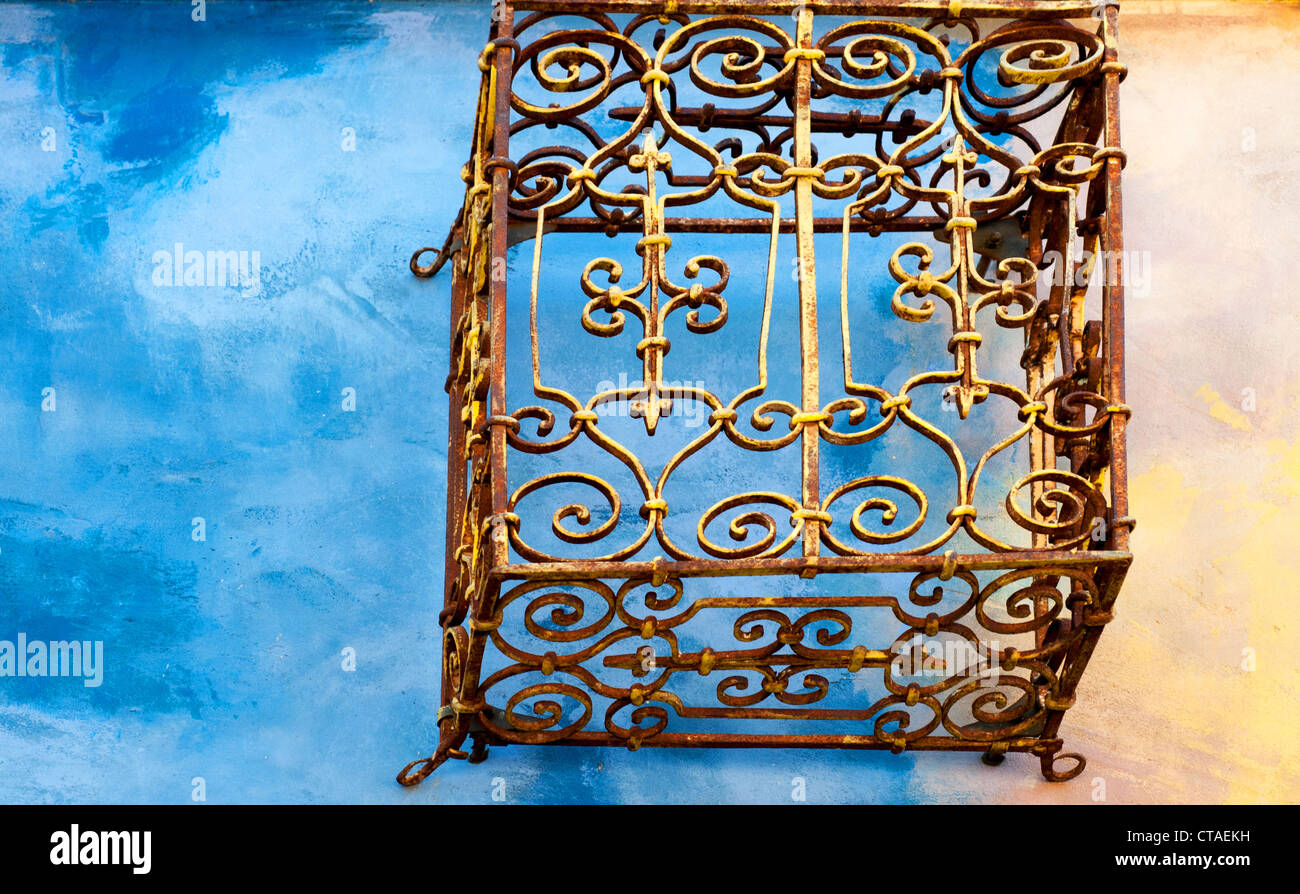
[
  {"left": 411, "top": 209, "right": 464, "bottom": 279},
  {"left": 411, "top": 245, "right": 449, "bottom": 279},
  {"left": 396, "top": 717, "right": 470, "bottom": 786},
  {"left": 396, "top": 744, "right": 469, "bottom": 786},
  {"left": 1039, "top": 748, "right": 1087, "bottom": 782},
  {"left": 396, "top": 753, "right": 447, "bottom": 786}
]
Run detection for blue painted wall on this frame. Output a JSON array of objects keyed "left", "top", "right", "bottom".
[
  {"left": 0, "top": 0, "right": 1098, "bottom": 804},
  {"left": 1, "top": 0, "right": 488, "bottom": 804}
]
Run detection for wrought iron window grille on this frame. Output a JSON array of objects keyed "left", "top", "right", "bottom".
[{"left": 401, "top": 0, "right": 1132, "bottom": 787}]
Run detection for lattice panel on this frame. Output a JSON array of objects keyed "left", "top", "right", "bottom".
[{"left": 401, "top": 0, "right": 1132, "bottom": 787}]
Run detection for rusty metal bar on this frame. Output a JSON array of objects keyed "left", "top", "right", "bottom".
[
  {"left": 491, "top": 550, "right": 1131, "bottom": 581},
  {"left": 516, "top": 1, "right": 1103, "bottom": 16},
  {"left": 793, "top": 6, "right": 823, "bottom": 560},
  {"left": 1101, "top": 2, "right": 1130, "bottom": 554},
  {"left": 487, "top": 9, "right": 515, "bottom": 573},
  {"left": 530, "top": 216, "right": 983, "bottom": 234}
]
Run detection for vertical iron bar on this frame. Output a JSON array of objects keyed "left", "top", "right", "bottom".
[
  {"left": 458, "top": 0, "right": 516, "bottom": 722},
  {"left": 1040, "top": 5, "right": 1127, "bottom": 756},
  {"left": 1101, "top": 2, "right": 1128, "bottom": 553},
  {"left": 793, "top": 6, "right": 821, "bottom": 559},
  {"left": 444, "top": 241, "right": 468, "bottom": 609},
  {"left": 488, "top": 6, "right": 516, "bottom": 570}
]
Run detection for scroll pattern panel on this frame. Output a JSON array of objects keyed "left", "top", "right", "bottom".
[{"left": 400, "top": 0, "right": 1131, "bottom": 787}]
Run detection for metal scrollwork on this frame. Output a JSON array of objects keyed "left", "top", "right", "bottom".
[{"left": 404, "top": 0, "right": 1131, "bottom": 787}]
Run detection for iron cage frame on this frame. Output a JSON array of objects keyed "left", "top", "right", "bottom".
[{"left": 401, "top": 0, "right": 1132, "bottom": 787}]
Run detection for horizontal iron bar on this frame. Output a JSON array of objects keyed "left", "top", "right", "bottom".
[
  {"left": 491, "top": 550, "right": 1132, "bottom": 581},
  {"left": 514, "top": 1, "right": 1108, "bottom": 18},
  {"left": 608, "top": 104, "right": 929, "bottom": 133},
  {"left": 533, "top": 732, "right": 1045, "bottom": 752},
  {"left": 512, "top": 215, "right": 957, "bottom": 233},
  {"left": 602, "top": 650, "right": 894, "bottom": 669}
]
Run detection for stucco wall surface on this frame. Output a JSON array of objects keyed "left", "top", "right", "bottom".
[{"left": 0, "top": 0, "right": 1296, "bottom": 804}]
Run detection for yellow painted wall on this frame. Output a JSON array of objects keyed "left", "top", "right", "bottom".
[{"left": 978, "top": 0, "right": 1300, "bottom": 803}]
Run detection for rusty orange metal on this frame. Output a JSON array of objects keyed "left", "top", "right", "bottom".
[{"left": 402, "top": 0, "right": 1131, "bottom": 787}]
